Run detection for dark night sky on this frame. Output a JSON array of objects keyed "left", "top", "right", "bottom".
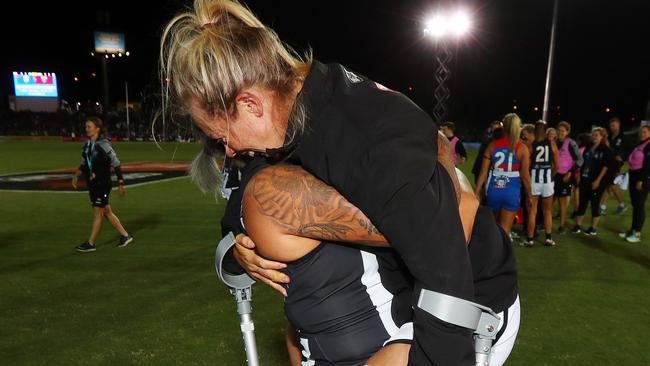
[{"left": 1, "top": 0, "right": 649, "bottom": 136}]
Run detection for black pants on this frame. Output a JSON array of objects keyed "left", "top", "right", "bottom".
[
  {"left": 576, "top": 179, "right": 606, "bottom": 218},
  {"left": 629, "top": 171, "right": 649, "bottom": 232}
]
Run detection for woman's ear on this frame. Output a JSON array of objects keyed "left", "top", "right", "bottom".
[{"left": 236, "top": 92, "right": 263, "bottom": 118}]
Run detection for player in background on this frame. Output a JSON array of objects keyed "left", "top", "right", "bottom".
[
  {"left": 440, "top": 121, "right": 467, "bottom": 166},
  {"left": 522, "top": 122, "right": 559, "bottom": 246},
  {"left": 554, "top": 121, "right": 583, "bottom": 234},
  {"left": 72, "top": 117, "right": 133, "bottom": 252},
  {"left": 475, "top": 113, "right": 532, "bottom": 236},
  {"left": 600, "top": 117, "right": 629, "bottom": 215}
]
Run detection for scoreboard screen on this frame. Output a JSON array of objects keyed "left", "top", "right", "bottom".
[
  {"left": 94, "top": 31, "right": 126, "bottom": 53},
  {"left": 13, "top": 72, "right": 58, "bottom": 98}
]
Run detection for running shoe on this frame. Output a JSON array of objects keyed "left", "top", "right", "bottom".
[
  {"left": 519, "top": 239, "right": 534, "bottom": 247},
  {"left": 76, "top": 242, "right": 96, "bottom": 252},
  {"left": 117, "top": 235, "right": 134, "bottom": 248},
  {"left": 583, "top": 227, "right": 597, "bottom": 236}
]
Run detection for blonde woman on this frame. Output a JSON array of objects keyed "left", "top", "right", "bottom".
[
  {"left": 161, "top": 1, "right": 476, "bottom": 363},
  {"left": 475, "top": 113, "right": 532, "bottom": 236}
]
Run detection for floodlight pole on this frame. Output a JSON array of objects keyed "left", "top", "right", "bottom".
[
  {"left": 125, "top": 81, "right": 130, "bottom": 140},
  {"left": 433, "top": 41, "right": 453, "bottom": 125},
  {"left": 101, "top": 56, "right": 110, "bottom": 113},
  {"left": 542, "top": 0, "right": 559, "bottom": 123}
]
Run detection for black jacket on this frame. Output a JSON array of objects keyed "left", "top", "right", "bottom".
[
  {"left": 286, "top": 61, "right": 475, "bottom": 365},
  {"left": 79, "top": 137, "right": 123, "bottom": 186},
  {"left": 581, "top": 144, "right": 616, "bottom": 183}
]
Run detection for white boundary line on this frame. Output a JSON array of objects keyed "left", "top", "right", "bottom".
[
  {"left": 0, "top": 161, "right": 190, "bottom": 177},
  {"left": 0, "top": 176, "right": 191, "bottom": 194}
]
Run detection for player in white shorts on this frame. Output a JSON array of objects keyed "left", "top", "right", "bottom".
[{"left": 524, "top": 122, "right": 559, "bottom": 247}]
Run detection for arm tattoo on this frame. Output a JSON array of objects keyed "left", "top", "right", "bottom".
[
  {"left": 247, "top": 165, "right": 385, "bottom": 244},
  {"left": 357, "top": 218, "right": 381, "bottom": 236}
]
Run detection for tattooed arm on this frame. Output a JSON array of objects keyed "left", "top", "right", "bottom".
[
  {"left": 242, "top": 164, "right": 388, "bottom": 262},
  {"left": 244, "top": 133, "right": 458, "bottom": 249}
]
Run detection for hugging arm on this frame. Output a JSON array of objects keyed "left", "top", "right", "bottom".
[{"left": 243, "top": 164, "right": 388, "bottom": 247}]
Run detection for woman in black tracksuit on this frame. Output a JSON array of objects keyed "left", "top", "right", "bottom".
[
  {"left": 619, "top": 125, "right": 650, "bottom": 242},
  {"left": 72, "top": 117, "right": 133, "bottom": 252},
  {"left": 572, "top": 127, "right": 617, "bottom": 236}
]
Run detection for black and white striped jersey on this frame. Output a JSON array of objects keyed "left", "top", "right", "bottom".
[
  {"left": 283, "top": 244, "right": 413, "bottom": 365},
  {"left": 531, "top": 140, "right": 554, "bottom": 184},
  {"left": 236, "top": 158, "right": 413, "bottom": 366}
]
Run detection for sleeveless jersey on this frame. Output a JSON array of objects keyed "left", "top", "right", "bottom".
[
  {"left": 531, "top": 140, "right": 553, "bottom": 184},
  {"left": 238, "top": 158, "right": 413, "bottom": 365},
  {"left": 557, "top": 138, "right": 574, "bottom": 174},
  {"left": 629, "top": 138, "right": 650, "bottom": 170},
  {"left": 283, "top": 244, "right": 413, "bottom": 365},
  {"left": 488, "top": 137, "right": 522, "bottom": 191}
]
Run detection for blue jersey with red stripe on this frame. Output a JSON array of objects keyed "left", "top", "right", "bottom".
[{"left": 488, "top": 137, "right": 522, "bottom": 191}]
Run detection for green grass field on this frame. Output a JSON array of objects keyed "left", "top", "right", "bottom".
[{"left": 1, "top": 141, "right": 648, "bottom": 365}]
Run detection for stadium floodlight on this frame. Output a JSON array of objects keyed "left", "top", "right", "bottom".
[
  {"left": 449, "top": 11, "right": 471, "bottom": 37},
  {"left": 423, "top": 8, "right": 473, "bottom": 124},
  {"left": 424, "top": 9, "right": 472, "bottom": 39},
  {"left": 125, "top": 51, "right": 130, "bottom": 56}
]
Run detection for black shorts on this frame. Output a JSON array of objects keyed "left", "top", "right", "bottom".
[
  {"left": 554, "top": 173, "right": 573, "bottom": 197},
  {"left": 88, "top": 183, "right": 111, "bottom": 207}
]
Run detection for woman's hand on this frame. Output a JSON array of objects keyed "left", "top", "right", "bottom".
[
  {"left": 233, "top": 234, "right": 289, "bottom": 297},
  {"left": 72, "top": 175, "right": 78, "bottom": 189},
  {"left": 636, "top": 181, "right": 643, "bottom": 191},
  {"left": 118, "top": 183, "right": 126, "bottom": 196},
  {"left": 563, "top": 173, "right": 571, "bottom": 183}
]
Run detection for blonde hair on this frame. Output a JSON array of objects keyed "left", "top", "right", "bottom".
[
  {"left": 160, "top": 0, "right": 312, "bottom": 193},
  {"left": 502, "top": 113, "right": 522, "bottom": 151}
]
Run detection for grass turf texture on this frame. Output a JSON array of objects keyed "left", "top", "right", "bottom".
[{"left": 1, "top": 142, "right": 648, "bottom": 365}]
